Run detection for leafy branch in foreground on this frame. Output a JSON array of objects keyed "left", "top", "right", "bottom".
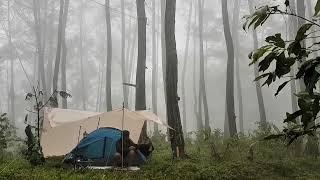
[
  {"left": 244, "top": 0, "right": 320, "bottom": 145},
  {"left": 24, "top": 84, "right": 71, "bottom": 165}
]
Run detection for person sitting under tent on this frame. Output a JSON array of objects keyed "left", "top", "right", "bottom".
[
  {"left": 113, "top": 130, "right": 154, "bottom": 167},
  {"left": 113, "top": 130, "right": 140, "bottom": 167},
  {"left": 138, "top": 136, "right": 154, "bottom": 158}
]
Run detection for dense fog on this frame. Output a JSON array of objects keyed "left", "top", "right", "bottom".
[{"left": 0, "top": 0, "right": 317, "bottom": 136}]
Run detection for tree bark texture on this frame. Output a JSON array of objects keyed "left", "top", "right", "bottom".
[
  {"left": 105, "top": 0, "right": 112, "bottom": 111},
  {"left": 165, "top": 0, "right": 185, "bottom": 158},
  {"left": 181, "top": 0, "right": 193, "bottom": 133},
  {"left": 221, "top": 0, "right": 237, "bottom": 137}
]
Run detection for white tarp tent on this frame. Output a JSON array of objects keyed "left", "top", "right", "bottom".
[{"left": 41, "top": 108, "right": 170, "bottom": 157}]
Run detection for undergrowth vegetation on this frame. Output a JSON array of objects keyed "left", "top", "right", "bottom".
[{"left": 0, "top": 126, "right": 319, "bottom": 180}]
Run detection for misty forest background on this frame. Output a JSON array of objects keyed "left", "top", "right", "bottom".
[
  {"left": 1, "top": 0, "right": 320, "bottom": 179},
  {"left": 0, "top": 0, "right": 301, "bottom": 137}
]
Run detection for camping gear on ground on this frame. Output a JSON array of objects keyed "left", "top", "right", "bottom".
[
  {"left": 63, "top": 127, "right": 149, "bottom": 167},
  {"left": 41, "top": 108, "right": 170, "bottom": 158}
]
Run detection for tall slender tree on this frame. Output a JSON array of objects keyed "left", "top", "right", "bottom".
[
  {"left": 46, "top": 3, "right": 56, "bottom": 93},
  {"left": 127, "top": 23, "right": 138, "bottom": 108},
  {"left": 306, "top": 0, "right": 318, "bottom": 58},
  {"left": 221, "top": 0, "right": 237, "bottom": 137},
  {"left": 60, "top": 0, "right": 69, "bottom": 109},
  {"left": 7, "top": 0, "right": 15, "bottom": 123},
  {"left": 248, "top": 0, "right": 267, "bottom": 127},
  {"left": 288, "top": 0, "right": 299, "bottom": 114},
  {"left": 105, "top": 0, "right": 112, "bottom": 111},
  {"left": 161, "top": 0, "right": 167, "bottom": 109},
  {"left": 33, "top": 0, "right": 47, "bottom": 100},
  {"left": 125, "top": 19, "right": 132, "bottom": 77},
  {"left": 198, "top": 0, "right": 210, "bottom": 130},
  {"left": 232, "top": 0, "right": 244, "bottom": 133},
  {"left": 96, "top": 64, "right": 102, "bottom": 112},
  {"left": 152, "top": 0, "right": 159, "bottom": 134},
  {"left": 303, "top": 0, "right": 318, "bottom": 156},
  {"left": 165, "top": 0, "right": 186, "bottom": 157},
  {"left": 52, "top": 0, "right": 67, "bottom": 107},
  {"left": 193, "top": 0, "right": 202, "bottom": 129},
  {"left": 136, "top": 0, "right": 147, "bottom": 138},
  {"left": 296, "top": 0, "right": 306, "bottom": 91},
  {"left": 121, "top": 0, "right": 128, "bottom": 108},
  {"left": 79, "top": 0, "right": 86, "bottom": 110},
  {"left": 181, "top": 0, "right": 193, "bottom": 133}
]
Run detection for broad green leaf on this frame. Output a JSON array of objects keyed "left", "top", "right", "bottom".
[
  {"left": 254, "top": 72, "right": 272, "bottom": 81},
  {"left": 258, "top": 52, "right": 276, "bottom": 72},
  {"left": 301, "top": 112, "right": 313, "bottom": 127},
  {"left": 298, "top": 98, "right": 310, "bottom": 111},
  {"left": 315, "top": 64, "right": 320, "bottom": 74},
  {"left": 275, "top": 53, "right": 291, "bottom": 77},
  {"left": 254, "top": 13, "right": 268, "bottom": 29},
  {"left": 262, "top": 73, "right": 276, "bottom": 86},
  {"left": 244, "top": 6, "right": 270, "bottom": 30},
  {"left": 250, "top": 46, "right": 270, "bottom": 65},
  {"left": 312, "top": 98, "right": 320, "bottom": 119},
  {"left": 284, "top": 110, "right": 303, "bottom": 123},
  {"left": 288, "top": 41, "right": 302, "bottom": 56},
  {"left": 275, "top": 80, "right": 290, "bottom": 96},
  {"left": 248, "top": 15, "right": 260, "bottom": 29},
  {"left": 266, "top": 33, "right": 285, "bottom": 48},
  {"left": 295, "top": 23, "right": 313, "bottom": 41}
]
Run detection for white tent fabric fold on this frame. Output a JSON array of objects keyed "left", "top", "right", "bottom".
[
  {"left": 43, "top": 107, "right": 100, "bottom": 130},
  {"left": 41, "top": 108, "right": 169, "bottom": 157}
]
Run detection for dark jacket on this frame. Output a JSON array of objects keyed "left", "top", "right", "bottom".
[{"left": 116, "top": 138, "right": 137, "bottom": 156}]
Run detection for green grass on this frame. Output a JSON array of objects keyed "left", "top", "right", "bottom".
[{"left": 0, "top": 134, "right": 320, "bottom": 180}]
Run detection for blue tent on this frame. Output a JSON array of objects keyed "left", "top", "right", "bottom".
[{"left": 65, "top": 127, "right": 146, "bottom": 166}]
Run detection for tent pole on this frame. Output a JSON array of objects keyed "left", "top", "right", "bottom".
[
  {"left": 97, "top": 117, "right": 100, "bottom": 129},
  {"left": 121, "top": 102, "right": 124, "bottom": 168},
  {"left": 77, "top": 126, "right": 82, "bottom": 143}
]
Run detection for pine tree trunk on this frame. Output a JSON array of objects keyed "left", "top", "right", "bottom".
[
  {"left": 46, "top": 3, "right": 56, "bottom": 94},
  {"left": 61, "top": 0, "right": 69, "bottom": 109},
  {"left": 125, "top": 19, "right": 132, "bottom": 103},
  {"left": 165, "top": 0, "right": 185, "bottom": 158},
  {"left": 193, "top": 1, "right": 202, "bottom": 130},
  {"left": 288, "top": 0, "right": 299, "bottom": 115},
  {"left": 161, "top": 0, "right": 167, "bottom": 109},
  {"left": 221, "top": 0, "right": 237, "bottom": 137},
  {"left": 7, "top": 0, "right": 15, "bottom": 124},
  {"left": 105, "top": 0, "right": 112, "bottom": 111},
  {"left": 306, "top": 0, "right": 318, "bottom": 58},
  {"left": 181, "top": 0, "right": 193, "bottom": 133},
  {"left": 248, "top": 0, "right": 267, "bottom": 127},
  {"left": 198, "top": 0, "right": 210, "bottom": 130},
  {"left": 79, "top": 0, "right": 86, "bottom": 110},
  {"left": 152, "top": 0, "right": 159, "bottom": 134},
  {"left": 232, "top": 0, "right": 244, "bottom": 133},
  {"left": 155, "top": 7, "right": 160, "bottom": 133},
  {"left": 52, "top": 0, "right": 65, "bottom": 107},
  {"left": 297, "top": 0, "right": 306, "bottom": 91},
  {"left": 303, "top": 0, "right": 319, "bottom": 157},
  {"left": 136, "top": 0, "right": 147, "bottom": 138},
  {"left": 96, "top": 64, "right": 102, "bottom": 112},
  {"left": 121, "top": 0, "right": 128, "bottom": 108},
  {"left": 33, "top": 0, "right": 47, "bottom": 100},
  {"left": 127, "top": 23, "right": 138, "bottom": 108}
]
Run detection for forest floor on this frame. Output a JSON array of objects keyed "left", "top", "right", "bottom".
[{"left": 1, "top": 132, "right": 320, "bottom": 180}]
